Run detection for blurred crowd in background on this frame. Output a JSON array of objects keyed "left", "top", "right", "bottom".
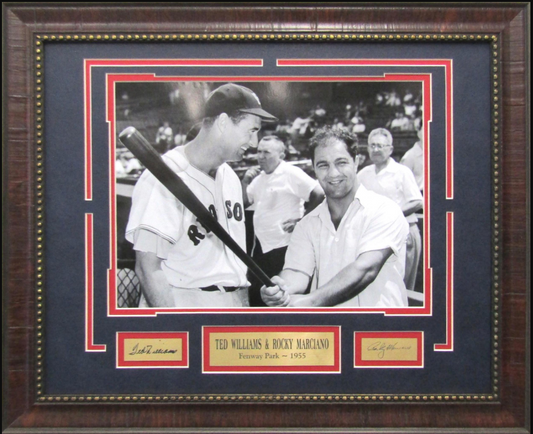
[{"left": 115, "top": 81, "right": 423, "bottom": 181}]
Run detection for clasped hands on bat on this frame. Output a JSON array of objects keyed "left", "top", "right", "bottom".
[{"left": 260, "top": 276, "right": 307, "bottom": 307}]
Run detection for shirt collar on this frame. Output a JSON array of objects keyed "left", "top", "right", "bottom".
[
  {"left": 354, "top": 184, "right": 375, "bottom": 209},
  {"left": 263, "top": 160, "right": 285, "bottom": 176},
  {"left": 375, "top": 157, "right": 397, "bottom": 175},
  {"left": 316, "top": 184, "right": 370, "bottom": 230}
]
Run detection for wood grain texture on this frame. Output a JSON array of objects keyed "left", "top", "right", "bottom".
[{"left": 3, "top": 3, "right": 530, "bottom": 433}]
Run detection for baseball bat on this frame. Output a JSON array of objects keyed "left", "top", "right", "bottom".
[{"left": 118, "top": 126, "right": 275, "bottom": 288}]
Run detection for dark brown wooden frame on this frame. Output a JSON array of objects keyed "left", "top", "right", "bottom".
[{"left": 3, "top": 3, "right": 530, "bottom": 433}]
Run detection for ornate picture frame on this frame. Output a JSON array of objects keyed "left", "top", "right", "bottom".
[{"left": 3, "top": 3, "right": 530, "bottom": 433}]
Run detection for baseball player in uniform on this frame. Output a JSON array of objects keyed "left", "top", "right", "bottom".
[
  {"left": 357, "top": 128, "right": 423, "bottom": 292},
  {"left": 241, "top": 135, "right": 324, "bottom": 306},
  {"left": 261, "top": 126, "right": 409, "bottom": 308},
  {"left": 126, "top": 83, "right": 277, "bottom": 308}
]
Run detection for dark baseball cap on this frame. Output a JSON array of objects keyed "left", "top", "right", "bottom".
[{"left": 204, "top": 83, "right": 278, "bottom": 122}]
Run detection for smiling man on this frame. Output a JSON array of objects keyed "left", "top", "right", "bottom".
[
  {"left": 261, "top": 126, "right": 409, "bottom": 308},
  {"left": 241, "top": 135, "right": 324, "bottom": 306},
  {"left": 126, "top": 83, "right": 277, "bottom": 308}
]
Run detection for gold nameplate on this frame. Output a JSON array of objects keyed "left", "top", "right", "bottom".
[
  {"left": 354, "top": 332, "right": 423, "bottom": 368},
  {"left": 117, "top": 332, "right": 188, "bottom": 368},
  {"left": 203, "top": 326, "right": 341, "bottom": 373}
]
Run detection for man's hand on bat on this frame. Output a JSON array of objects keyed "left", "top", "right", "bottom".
[{"left": 260, "top": 276, "right": 290, "bottom": 307}]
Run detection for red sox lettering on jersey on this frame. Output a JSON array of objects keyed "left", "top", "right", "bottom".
[
  {"left": 126, "top": 146, "right": 248, "bottom": 289},
  {"left": 187, "top": 201, "right": 243, "bottom": 246}
]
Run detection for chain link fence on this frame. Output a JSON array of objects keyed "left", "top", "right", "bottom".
[{"left": 117, "top": 259, "right": 141, "bottom": 308}]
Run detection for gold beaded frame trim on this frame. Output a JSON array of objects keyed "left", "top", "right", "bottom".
[
  {"left": 39, "top": 393, "right": 496, "bottom": 403},
  {"left": 34, "top": 32, "right": 502, "bottom": 404}
]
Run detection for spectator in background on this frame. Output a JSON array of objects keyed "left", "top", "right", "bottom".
[
  {"left": 174, "top": 130, "right": 187, "bottom": 147},
  {"left": 289, "top": 113, "right": 313, "bottom": 137},
  {"left": 385, "top": 90, "right": 402, "bottom": 107},
  {"left": 412, "top": 108, "right": 423, "bottom": 132},
  {"left": 274, "top": 119, "right": 292, "bottom": 138},
  {"left": 358, "top": 128, "right": 423, "bottom": 292},
  {"left": 116, "top": 151, "right": 142, "bottom": 178},
  {"left": 155, "top": 121, "right": 173, "bottom": 153},
  {"left": 401, "top": 126, "right": 424, "bottom": 193},
  {"left": 403, "top": 93, "right": 418, "bottom": 117},
  {"left": 388, "top": 107, "right": 413, "bottom": 131},
  {"left": 123, "top": 152, "right": 142, "bottom": 175},
  {"left": 356, "top": 100, "right": 368, "bottom": 117},
  {"left": 375, "top": 92, "right": 386, "bottom": 106},
  {"left": 344, "top": 104, "right": 354, "bottom": 123},
  {"left": 120, "top": 92, "right": 131, "bottom": 118},
  {"left": 314, "top": 104, "right": 326, "bottom": 118},
  {"left": 116, "top": 155, "right": 127, "bottom": 178},
  {"left": 242, "top": 135, "right": 325, "bottom": 306},
  {"left": 350, "top": 111, "right": 366, "bottom": 134},
  {"left": 333, "top": 117, "right": 345, "bottom": 129}
]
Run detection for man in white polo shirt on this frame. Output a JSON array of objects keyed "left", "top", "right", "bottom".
[
  {"left": 358, "top": 128, "right": 423, "bottom": 292},
  {"left": 261, "top": 126, "right": 409, "bottom": 308},
  {"left": 242, "top": 135, "right": 324, "bottom": 306}
]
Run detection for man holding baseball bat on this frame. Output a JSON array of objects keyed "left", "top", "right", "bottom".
[
  {"left": 261, "top": 126, "right": 409, "bottom": 308},
  {"left": 125, "top": 83, "right": 277, "bottom": 308}
]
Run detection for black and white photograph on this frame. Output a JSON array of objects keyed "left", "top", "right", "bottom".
[{"left": 114, "top": 80, "right": 426, "bottom": 310}]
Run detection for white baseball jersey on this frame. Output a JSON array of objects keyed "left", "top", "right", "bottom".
[
  {"left": 125, "top": 146, "right": 248, "bottom": 291},
  {"left": 246, "top": 161, "right": 318, "bottom": 253},
  {"left": 284, "top": 185, "right": 409, "bottom": 307}
]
